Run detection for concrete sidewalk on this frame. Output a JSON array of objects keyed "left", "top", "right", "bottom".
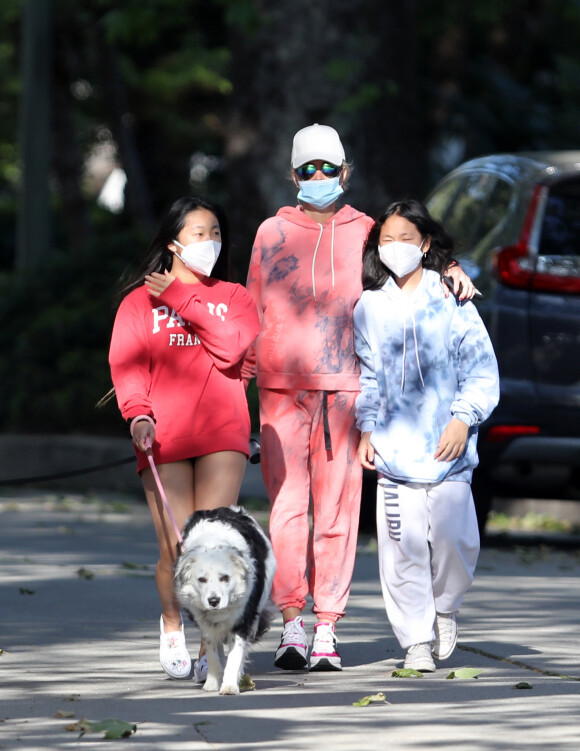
[{"left": 1, "top": 486, "right": 579, "bottom": 751}]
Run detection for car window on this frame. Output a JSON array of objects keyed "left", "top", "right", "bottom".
[
  {"left": 538, "top": 180, "right": 580, "bottom": 259},
  {"left": 437, "top": 173, "right": 510, "bottom": 254},
  {"left": 477, "top": 178, "right": 512, "bottom": 241},
  {"left": 427, "top": 176, "right": 464, "bottom": 222},
  {"left": 431, "top": 175, "right": 482, "bottom": 253}
]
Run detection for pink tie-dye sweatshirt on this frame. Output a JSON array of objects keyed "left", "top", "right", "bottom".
[{"left": 244, "top": 204, "right": 373, "bottom": 390}]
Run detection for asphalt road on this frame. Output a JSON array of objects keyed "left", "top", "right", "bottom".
[{"left": 1, "top": 486, "right": 579, "bottom": 750}]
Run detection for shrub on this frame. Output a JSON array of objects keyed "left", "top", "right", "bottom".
[{"left": 0, "top": 230, "right": 143, "bottom": 434}]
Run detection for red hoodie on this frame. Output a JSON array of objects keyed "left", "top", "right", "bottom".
[
  {"left": 109, "top": 277, "right": 260, "bottom": 472},
  {"left": 244, "top": 204, "right": 373, "bottom": 390}
]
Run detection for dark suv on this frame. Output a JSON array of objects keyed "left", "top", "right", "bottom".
[{"left": 425, "top": 152, "right": 580, "bottom": 532}]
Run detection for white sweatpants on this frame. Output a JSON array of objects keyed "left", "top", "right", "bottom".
[{"left": 376, "top": 478, "right": 480, "bottom": 649}]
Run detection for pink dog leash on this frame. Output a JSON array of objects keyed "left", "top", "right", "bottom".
[{"left": 143, "top": 436, "right": 184, "bottom": 551}]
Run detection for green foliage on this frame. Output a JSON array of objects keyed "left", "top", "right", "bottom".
[
  {"left": 217, "top": 0, "right": 263, "bottom": 34},
  {"left": 338, "top": 82, "right": 386, "bottom": 115},
  {"left": 488, "top": 510, "right": 579, "bottom": 534},
  {"left": 419, "top": 0, "right": 580, "bottom": 174},
  {"left": 0, "top": 2, "right": 22, "bottom": 268},
  {"left": 139, "top": 49, "right": 233, "bottom": 98},
  {"left": 0, "top": 228, "right": 144, "bottom": 434},
  {"left": 7, "top": 0, "right": 580, "bottom": 439}
]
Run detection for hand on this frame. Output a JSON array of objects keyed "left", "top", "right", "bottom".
[
  {"left": 358, "top": 431, "right": 375, "bottom": 470},
  {"left": 145, "top": 270, "right": 175, "bottom": 297},
  {"left": 434, "top": 418, "right": 469, "bottom": 462},
  {"left": 132, "top": 420, "right": 156, "bottom": 452},
  {"left": 444, "top": 264, "right": 476, "bottom": 300}
]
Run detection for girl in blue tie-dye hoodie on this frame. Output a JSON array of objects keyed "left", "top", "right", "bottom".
[{"left": 353, "top": 200, "right": 499, "bottom": 674}]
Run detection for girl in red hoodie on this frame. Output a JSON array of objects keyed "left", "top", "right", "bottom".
[
  {"left": 109, "top": 196, "right": 259, "bottom": 682},
  {"left": 243, "top": 125, "right": 474, "bottom": 671}
]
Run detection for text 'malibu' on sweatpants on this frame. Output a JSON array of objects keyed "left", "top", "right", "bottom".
[
  {"left": 260, "top": 388, "right": 362, "bottom": 622},
  {"left": 376, "top": 477, "right": 480, "bottom": 649}
]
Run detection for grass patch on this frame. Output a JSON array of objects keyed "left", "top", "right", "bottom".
[{"left": 487, "top": 510, "right": 580, "bottom": 535}]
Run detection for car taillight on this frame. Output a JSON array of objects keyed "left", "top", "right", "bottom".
[
  {"left": 494, "top": 245, "right": 580, "bottom": 293},
  {"left": 484, "top": 425, "right": 540, "bottom": 443},
  {"left": 494, "top": 243, "right": 534, "bottom": 289},
  {"left": 532, "top": 258, "right": 580, "bottom": 293},
  {"left": 493, "top": 183, "right": 580, "bottom": 293}
]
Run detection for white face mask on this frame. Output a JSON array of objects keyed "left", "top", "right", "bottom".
[
  {"left": 378, "top": 240, "right": 424, "bottom": 278},
  {"left": 173, "top": 239, "right": 221, "bottom": 277}
]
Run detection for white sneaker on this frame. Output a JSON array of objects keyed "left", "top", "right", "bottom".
[
  {"left": 159, "top": 615, "right": 191, "bottom": 679},
  {"left": 432, "top": 612, "right": 458, "bottom": 660},
  {"left": 404, "top": 642, "right": 436, "bottom": 672},
  {"left": 274, "top": 615, "right": 308, "bottom": 670},
  {"left": 193, "top": 654, "right": 208, "bottom": 683},
  {"left": 309, "top": 621, "right": 342, "bottom": 671}
]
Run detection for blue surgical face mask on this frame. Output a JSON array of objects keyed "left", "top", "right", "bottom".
[{"left": 297, "top": 176, "right": 344, "bottom": 210}]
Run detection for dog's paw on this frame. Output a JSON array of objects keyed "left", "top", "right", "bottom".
[
  {"left": 218, "top": 683, "right": 240, "bottom": 696},
  {"left": 203, "top": 677, "right": 220, "bottom": 692}
]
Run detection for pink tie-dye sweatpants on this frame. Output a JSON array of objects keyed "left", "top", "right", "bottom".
[{"left": 259, "top": 388, "right": 362, "bottom": 621}]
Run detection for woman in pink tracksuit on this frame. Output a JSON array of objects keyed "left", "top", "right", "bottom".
[{"left": 243, "top": 124, "right": 473, "bottom": 671}]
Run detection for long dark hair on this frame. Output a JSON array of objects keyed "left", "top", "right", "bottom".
[
  {"left": 116, "top": 195, "right": 230, "bottom": 302},
  {"left": 362, "top": 199, "right": 454, "bottom": 291}
]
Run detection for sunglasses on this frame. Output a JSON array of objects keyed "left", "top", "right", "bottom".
[{"left": 295, "top": 162, "right": 342, "bottom": 180}]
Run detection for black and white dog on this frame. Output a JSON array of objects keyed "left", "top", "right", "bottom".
[{"left": 174, "top": 506, "right": 276, "bottom": 695}]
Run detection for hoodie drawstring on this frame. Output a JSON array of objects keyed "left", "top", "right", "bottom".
[
  {"left": 311, "top": 224, "right": 324, "bottom": 302},
  {"left": 330, "top": 220, "right": 336, "bottom": 290},
  {"left": 400, "top": 311, "right": 425, "bottom": 393},
  {"left": 311, "top": 220, "right": 336, "bottom": 301}
]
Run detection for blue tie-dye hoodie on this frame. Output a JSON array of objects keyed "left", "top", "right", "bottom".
[{"left": 353, "top": 269, "right": 499, "bottom": 484}]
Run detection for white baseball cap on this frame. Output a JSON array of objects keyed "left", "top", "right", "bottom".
[{"left": 291, "top": 124, "right": 346, "bottom": 168}]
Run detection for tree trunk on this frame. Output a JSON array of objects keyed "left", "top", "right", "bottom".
[
  {"left": 51, "top": 18, "right": 93, "bottom": 254},
  {"left": 16, "top": 0, "right": 52, "bottom": 270}
]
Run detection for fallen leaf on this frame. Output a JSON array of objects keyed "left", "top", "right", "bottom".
[
  {"left": 446, "top": 668, "right": 483, "bottom": 680},
  {"left": 514, "top": 682, "right": 533, "bottom": 689},
  {"left": 76, "top": 568, "right": 94, "bottom": 579},
  {"left": 65, "top": 694, "right": 81, "bottom": 701},
  {"left": 65, "top": 718, "right": 136, "bottom": 739},
  {"left": 239, "top": 674, "right": 256, "bottom": 691},
  {"left": 121, "top": 561, "right": 148, "bottom": 570},
  {"left": 54, "top": 710, "right": 75, "bottom": 718},
  {"left": 19, "top": 587, "right": 35, "bottom": 595},
  {"left": 352, "top": 692, "right": 389, "bottom": 706},
  {"left": 65, "top": 719, "right": 86, "bottom": 733},
  {"left": 391, "top": 668, "right": 423, "bottom": 678},
  {"left": 88, "top": 719, "right": 137, "bottom": 739}
]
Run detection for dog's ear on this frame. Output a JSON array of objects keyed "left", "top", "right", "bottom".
[
  {"left": 174, "top": 551, "right": 198, "bottom": 586},
  {"left": 229, "top": 548, "right": 252, "bottom": 583}
]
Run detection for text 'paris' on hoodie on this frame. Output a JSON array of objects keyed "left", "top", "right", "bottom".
[
  {"left": 243, "top": 204, "right": 374, "bottom": 390},
  {"left": 354, "top": 269, "right": 500, "bottom": 484}
]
